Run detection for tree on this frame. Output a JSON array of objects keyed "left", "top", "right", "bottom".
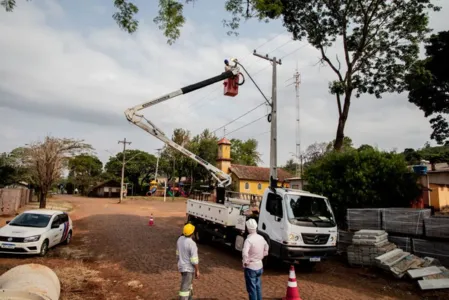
[
  {"left": 154, "top": 0, "right": 440, "bottom": 151},
  {"left": 326, "top": 136, "right": 354, "bottom": 152},
  {"left": 68, "top": 154, "right": 103, "bottom": 195},
  {"left": 282, "top": 158, "right": 299, "bottom": 176},
  {"left": 230, "top": 138, "right": 262, "bottom": 166},
  {"left": 304, "top": 141, "right": 328, "bottom": 165},
  {"left": 104, "top": 149, "right": 157, "bottom": 195},
  {"left": 304, "top": 147, "right": 421, "bottom": 227},
  {"left": 22, "top": 137, "right": 92, "bottom": 208},
  {"left": 406, "top": 30, "right": 449, "bottom": 145}
]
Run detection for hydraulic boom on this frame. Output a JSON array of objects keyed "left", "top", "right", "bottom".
[{"left": 124, "top": 59, "right": 243, "bottom": 190}]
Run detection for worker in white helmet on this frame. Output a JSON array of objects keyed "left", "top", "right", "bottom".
[{"left": 242, "top": 218, "right": 269, "bottom": 300}]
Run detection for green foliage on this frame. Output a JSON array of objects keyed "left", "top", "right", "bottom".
[
  {"left": 68, "top": 154, "right": 103, "bottom": 195},
  {"left": 105, "top": 149, "right": 157, "bottom": 194},
  {"left": 282, "top": 158, "right": 299, "bottom": 176},
  {"left": 230, "top": 138, "right": 262, "bottom": 166},
  {"left": 304, "top": 147, "right": 421, "bottom": 227},
  {"left": 401, "top": 144, "right": 449, "bottom": 169},
  {"left": 0, "top": 148, "right": 30, "bottom": 188},
  {"left": 406, "top": 30, "right": 449, "bottom": 145}
]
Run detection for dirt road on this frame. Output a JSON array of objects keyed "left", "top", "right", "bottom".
[{"left": 1, "top": 196, "right": 447, "bottom": 300}]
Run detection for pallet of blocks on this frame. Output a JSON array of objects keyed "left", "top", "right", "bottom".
[
  {"left": 347, "top": 230, "right": 396, "bottom": 266},
  {"left": 382, "top": 208, "right": 431, "bottom": 236},
  {"left": 424, "top": 215, "right": 449, "bottom": 239},
  {"left": 337, "top": 231, "right": 354, "bottom": 253},
  {"left": 347, "top": 208, "right": 382, "bottom": 231}
]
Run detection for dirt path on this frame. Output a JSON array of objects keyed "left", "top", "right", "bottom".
[{"left": 1, "top": 195, "right": 448, "bottom": 300}]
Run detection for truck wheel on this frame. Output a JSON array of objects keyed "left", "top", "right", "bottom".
[{"left": 194, "top": 229, "right": 210, "bottom": 244}]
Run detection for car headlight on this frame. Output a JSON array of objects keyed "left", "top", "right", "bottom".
[{"left": 24, "top": 235, "right": 41, "bottom": 242}]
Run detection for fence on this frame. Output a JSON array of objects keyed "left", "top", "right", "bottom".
[{"left": 0, "top": 188, "right": 33, "bottom": 216}]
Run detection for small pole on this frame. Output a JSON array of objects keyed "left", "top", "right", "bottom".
[{"left": 118, "top": 138, "right": 131, "bottom": 203}]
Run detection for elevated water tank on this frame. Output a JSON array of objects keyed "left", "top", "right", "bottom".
[{"left": 413, "top": 165, "right": 428, "bottom": 175}]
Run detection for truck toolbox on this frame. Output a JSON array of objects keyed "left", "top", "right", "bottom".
[{"left": 187, "top": 199, "right": 243, "bottom": 226}]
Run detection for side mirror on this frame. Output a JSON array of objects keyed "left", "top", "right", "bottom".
[
  {"left": 51, "top": 223, "right": 59, "bottom": 229},
  {"left": 6, "top": 220, "right": 10, "bottom": 224}
]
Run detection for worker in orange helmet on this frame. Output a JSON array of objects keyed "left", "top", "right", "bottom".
[{"left": 176, "top": 223, "right": 200, "bottom": 300}]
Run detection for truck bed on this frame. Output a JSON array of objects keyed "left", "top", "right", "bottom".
[{"left": 186, "top": 199, "right": 247, "bottom": 227}]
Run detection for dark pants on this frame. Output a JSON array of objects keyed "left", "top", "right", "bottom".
[{"left": 244, "top": 268, "right": 263, "bottom": 300}]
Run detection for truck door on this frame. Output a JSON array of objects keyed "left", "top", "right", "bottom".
[{"left": 258, "top": 192, "right": 284, "bottom": 246}]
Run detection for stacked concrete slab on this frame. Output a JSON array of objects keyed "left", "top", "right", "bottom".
[
  {"left": 337, "top": 231, "right": 354, "bottom": 253},
  {"left": 424, "top": 216, "right": 449, "bottom": 239},
  {"left": 347, "top": 208, "right": 382, "bottom": 231},
  {"left": 413, "top": 239, "right": 449, "bottom": 267},
  {"left": 382, "top": 208, "right": 431, "bottom": 236},
  {"left": 347, "top": 230, "right": 396, "bottom": 266},
  {"left": 388, "top": 236, "right": 412, "bottom": 252}
]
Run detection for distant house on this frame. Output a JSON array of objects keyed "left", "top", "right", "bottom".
[
  {"left": 410, "top": 163, "right": 449, "bottom": 211},
  {"left": 88, "top": 179, "right": 121, "bottom": 198},
  {"left": 216, "top": 137, "right": 293, "bottom": 196}
]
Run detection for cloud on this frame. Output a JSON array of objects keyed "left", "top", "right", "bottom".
[{"left": 0, "top": 0, "right": 447, "bottom": 170}]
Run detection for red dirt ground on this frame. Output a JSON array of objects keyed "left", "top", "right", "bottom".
[{"left": 1, "top": 195, "right": 448, "bottom": 300}]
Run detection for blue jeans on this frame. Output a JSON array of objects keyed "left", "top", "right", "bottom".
[{"left": 244, "top": 268, "right": 263, "bottom": 300}]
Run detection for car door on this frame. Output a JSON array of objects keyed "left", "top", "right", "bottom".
[
  {"left": 58, "top": 213, "right": 70, "bottom": 244},
  {"left": 49, "top": 215, "right": 62, "bottom": 247}
]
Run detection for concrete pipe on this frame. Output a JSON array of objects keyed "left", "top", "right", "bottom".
[{"left": 0, "top": 263, "right": 60, "bottom": 300}]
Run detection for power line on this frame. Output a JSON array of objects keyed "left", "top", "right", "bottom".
[
  {"left": 212, "top": 102, "right": 266, "bottom": 134},
  {"left": 225, "top": 114, "right": 269, "bottom": 136},
  {"left": 280, "top": 43, "right": 309, "bottom": 60},
  {"left": 254, "top": 31, "right": 287, "bottom": 50}
]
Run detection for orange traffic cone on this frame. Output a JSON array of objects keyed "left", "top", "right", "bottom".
[
  {"left": 148, "top": 214, "right": 154, "bottom": 226},
  {"left": 282, "top": 265, "right": 302, "bottom": 300}
]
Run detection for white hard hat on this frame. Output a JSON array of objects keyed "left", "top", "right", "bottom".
[{"left": 246, "top": 218, "right": 258, "bottom": 230}]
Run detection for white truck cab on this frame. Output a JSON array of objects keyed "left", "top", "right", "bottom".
[
  {"left": 187, "top": 187, "right": 338, "bottom": 265},
  {"left": 251, "top": 188, "right": 337, "bottom": 262}
]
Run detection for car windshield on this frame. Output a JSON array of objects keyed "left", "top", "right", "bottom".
[
  {"left": 286, "top": 194, "right": 336, "bottom": 227},
  {"left": 9, "top": 213, "right": 52, "bottom": 228}
]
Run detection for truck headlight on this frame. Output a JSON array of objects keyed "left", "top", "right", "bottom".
[
  {"left": 330, "top": 236, "right": 335, "bottom": 242},
  {"left": 288, "top": 234, "right": 299, "bottom": 241},
  {"left": 24, "top": 235, "right": 41, "bottom": 242}
]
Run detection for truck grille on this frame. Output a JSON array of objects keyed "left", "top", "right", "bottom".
[
  {"left": 301, "top": 234, "right": 329, "bottom": 245},
  {"left": 0, "top": 236, "right": 25, "bottom": 243}
]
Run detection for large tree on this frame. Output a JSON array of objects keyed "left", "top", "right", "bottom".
[
  {"left": 104, "top": 149, "right": 157, "bottom": 194},
  {"left": 68, "top": 154, "right": 103, "bottom": 195},
  {"left": 304, "top": 147, "right": 421, "bottom": 227},
  {"left": 406, "top": 30, "right": 449, "bottom": 145},
  {"left": 230, "top": 138, "right": 262, "bottom": 166},
  {"left": 22, "top": 137, "right": 92, "bottom": 208}
]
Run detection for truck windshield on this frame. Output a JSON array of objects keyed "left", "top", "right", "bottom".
[{"left": 286, "top": 194, "right": 336, "bottom": 228}]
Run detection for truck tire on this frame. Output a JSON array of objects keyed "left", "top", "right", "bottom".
[{"left": 194, "top": 228, "right": 211, "bottom": 244}]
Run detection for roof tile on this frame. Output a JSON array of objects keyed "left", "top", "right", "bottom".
[{"left": 229, "top": 164, "right": 293, "bottom": 181}]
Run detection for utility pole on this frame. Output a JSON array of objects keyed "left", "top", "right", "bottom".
[
  {"left": 155, "top": 148, "right": 162, "bottom": 182},
  {"left": 287, "top": 66, "right": 302, "bottom": 178},
  {"left": 253, "top": 50, "right": 281, "bottom": 188},
  {"left": 118, "top": 138, "right": 131, "bottom": 203}
]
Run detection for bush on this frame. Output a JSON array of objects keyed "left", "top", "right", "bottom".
[{"left": 304, "top": 147, "right": 421, "bottom": 228}]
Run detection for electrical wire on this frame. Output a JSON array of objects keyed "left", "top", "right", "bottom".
[
  {"left": 211, "top": 102, "right": 266, "bottom": 134},
  {"left": 280, "top": 43, "right": 309, "bottom": 60},
  {"left": 225, "top": 114, "right": 269, "bottom": 136}
]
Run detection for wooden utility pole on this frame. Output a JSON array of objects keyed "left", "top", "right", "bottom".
[
  {"left": 253, "top": 50, "right": 281, "bottom": 188},
  {"left": 118, "top": 138, "right": 131, "bottom": 203}
]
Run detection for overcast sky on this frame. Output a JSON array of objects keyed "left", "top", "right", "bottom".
[{"left": 0, "top": 0, "right": 448, "bottom": 168}]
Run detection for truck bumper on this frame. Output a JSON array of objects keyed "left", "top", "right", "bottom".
[{"left": 279, "top": 245, "right": 337, "bottom": 261}]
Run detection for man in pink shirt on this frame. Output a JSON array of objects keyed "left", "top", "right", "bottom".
[{"left": 242, "top": 218, "right": 269, "bottom": 300}]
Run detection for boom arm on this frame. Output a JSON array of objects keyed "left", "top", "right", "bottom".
[{"left": 124, "top": 60, "right": 242, "bottom": 188}]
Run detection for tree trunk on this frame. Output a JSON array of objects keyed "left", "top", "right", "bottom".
[
  {"left": 334, "top": 92, "right": 352, "bottom": 151},
  {"left": 39, "top": 190, "right": 46, "bottom": 208}
]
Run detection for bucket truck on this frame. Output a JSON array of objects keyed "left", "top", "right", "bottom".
[{"left": 124, "top": 59, "right": 338, "bottom": 266}]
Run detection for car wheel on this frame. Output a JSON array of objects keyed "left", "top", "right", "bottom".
[
  {"left": 39, "top": 240, "right": 49, "bottom": 257},
  {"left": 63, "top": 230, "right": 72, "bottom": 245}
]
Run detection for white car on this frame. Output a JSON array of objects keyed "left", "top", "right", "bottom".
[{"left": 0, "top": 209, "right": 73, "bottom": 256}]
